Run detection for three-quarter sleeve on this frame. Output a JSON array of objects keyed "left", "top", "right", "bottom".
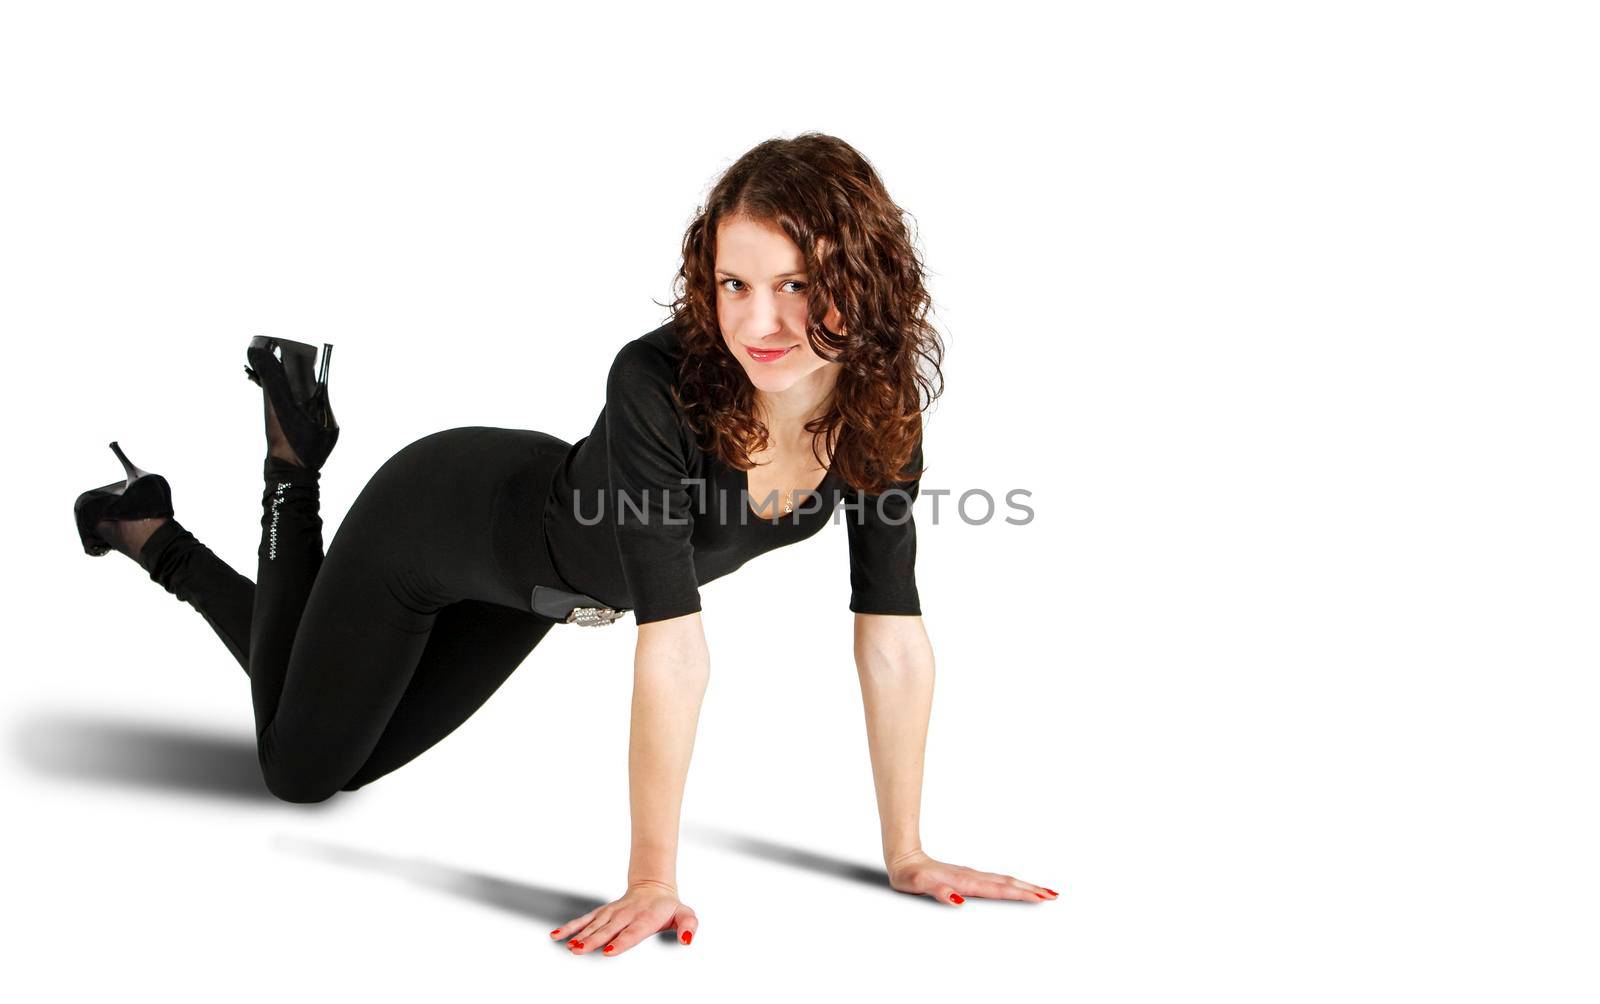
[
  {"left": 845, "top": 431, "right": 924, "bottom": 615},
  {"left": 604, "top": 340, "right": 703, "bottom": 624}
]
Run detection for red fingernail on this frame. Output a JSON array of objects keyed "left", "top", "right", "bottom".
[
  {"left": 550, "top": 929, "right": 562, "bottom": 937},
  {"left": 1045, "top": 887, "right": 1059, "bottom": 896},
  {"left": 949, "top": 893, "right": 964, "bottom": 904},
  {"left": 604, "top": 944, "right": 615, "bottom": 954},
  {"left": 681, "top": 930, "right": 693, "bottom": 945},
  {"left": 1036, "top": 892, "right": 1047, "bottom": 899},
  {"left": 570, "top": 940, "right": 584, "bottom": 950}
]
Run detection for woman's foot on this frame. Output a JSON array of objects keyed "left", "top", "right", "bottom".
[
  {"left": 94, "top": 515, "right": 170, "bottom": 562},
  {"left": 245, "top": 337, "right": 335, "bottom": 470},
  {"left": 74, "top": 441, "right": 175, "bottom": 558},
  {"left": 263, "top": 388, "right": 306, "bottom": 468}
]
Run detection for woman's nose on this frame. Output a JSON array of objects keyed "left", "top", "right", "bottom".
[{"left": 747, "top": 290, "right": 781, "bottom": 335}]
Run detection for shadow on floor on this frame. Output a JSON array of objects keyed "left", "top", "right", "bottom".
[
  {"left": 685, "top": 824, "right": 1043, "bottom": 908},
  {"left": 10, "top": 711, "right": 283, "bottom": 804},
  {"left": 274, "top": 835, "right": 659, "bottom": 939},
  {"left": 684, "top": 822, "right": 892, "bottom": 889}
]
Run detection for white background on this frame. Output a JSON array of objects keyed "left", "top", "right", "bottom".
[{"left": 4, "top": 2, "right": 1596, "bottom": 1001}]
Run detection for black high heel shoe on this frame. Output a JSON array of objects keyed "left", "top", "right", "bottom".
[
  {"left": 243, "top": 335, "right": 339, "bottom": 471},
  {"left": 74, "top": 441, "right": 174, "bottom": 557}
]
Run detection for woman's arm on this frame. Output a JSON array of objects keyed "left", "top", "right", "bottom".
[
  {"left": 554, "top": 612, "right": 707, "bottom": 955},
  {"left": 855, "top": 612, "right": 1061, "bottom": 906},
  {"left": 628, "top": 613, "right": 710, "bottom": 890},
  {"left": 854, "top": 612, "right": 936, "bottom": 866}
]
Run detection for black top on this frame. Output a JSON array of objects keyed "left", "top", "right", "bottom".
[{"left": 541, "top": 320, "right": 923, "bottom": 624}]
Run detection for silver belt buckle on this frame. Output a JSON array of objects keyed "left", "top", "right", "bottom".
[
  {"left": 566, "top": 605, "right": 626, "bottom": 627},
  {"left": 532, "top": 586, "right": 629, "bottom": 627}
]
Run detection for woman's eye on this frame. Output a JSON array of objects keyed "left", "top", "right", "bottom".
[
  {"left": 782, "top": 280, "right": 808, "bottom": 293},
  {"left": 719, "top": 278, "right": 745, "bottom": 293}
]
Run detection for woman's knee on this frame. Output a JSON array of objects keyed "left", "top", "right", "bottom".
[{"left": 260, "top": 759, "right": 344, "bottom": 804}]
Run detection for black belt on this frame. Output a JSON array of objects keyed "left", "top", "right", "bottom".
[{"left": 531, "top": 585, "right": 629, "bottom": 627}]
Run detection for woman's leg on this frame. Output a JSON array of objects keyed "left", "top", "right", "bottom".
[
  {"left": 246, "top": 439, "right": 569, "bottom": 802},
  {"left": 128, "top": 425, "right": 572, "bottom": 801},
  {"left": 135, "top": 516, "right": 557, "bottom": 793},
  {"left": 246, "top": 454, "right": 458, "bottom": 802},
  {"left": 340, "top": 599, "right": 556, "bottom": 790},
  {"left": 137, "top": 517, "right": 255, "bottom": 674},
  {"left": 247, "top": 457, "right": 328, "bottom": 745}
]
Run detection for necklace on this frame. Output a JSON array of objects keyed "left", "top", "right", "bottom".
[{"left": 782, "top": 488, "right": 793, "bottom": 516}]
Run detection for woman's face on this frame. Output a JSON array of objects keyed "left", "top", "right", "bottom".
[{"left": 714, "top": 213, "right": 842, "bottom": 399}]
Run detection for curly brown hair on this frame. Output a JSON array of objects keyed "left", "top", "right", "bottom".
[{"left": 666, "top": 133, "right": 945, "bottom": 497}]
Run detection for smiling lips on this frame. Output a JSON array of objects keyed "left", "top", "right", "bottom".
[{"left": 745, "top": 344, "right": 796, "bottom": 363}]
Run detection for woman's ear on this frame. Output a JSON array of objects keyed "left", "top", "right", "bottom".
[
  {"left": 814, "top": 236, "right": 846, "bottom": 336},
  {"left": 824, "top": 302, "right": 846, "bottom": 337}
]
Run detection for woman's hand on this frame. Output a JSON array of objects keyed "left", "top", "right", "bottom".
[
  {"left": 549, "top": 880, "right": 698, "bottom": 957},
  {"left": 886, "top": 849, "right": 1060, "bottom": 905}
]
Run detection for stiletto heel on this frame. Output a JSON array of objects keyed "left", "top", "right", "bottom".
[
  {"left": 73, "top": 441, "right": 174, "bottom": 557},
  {"left": 243, "top": 335, "right": 340, "bottom": 471},
  {"left": 109, "top": 440, "right": 147, "bottom": 482}
]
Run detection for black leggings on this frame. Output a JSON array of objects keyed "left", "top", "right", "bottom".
[{"left": 135, "top": 426, "right": 573, "bottom": 802}]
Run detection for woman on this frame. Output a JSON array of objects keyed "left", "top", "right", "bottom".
[{"left": 72, "top": 133, "right": 1058, "bottom": 956}]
